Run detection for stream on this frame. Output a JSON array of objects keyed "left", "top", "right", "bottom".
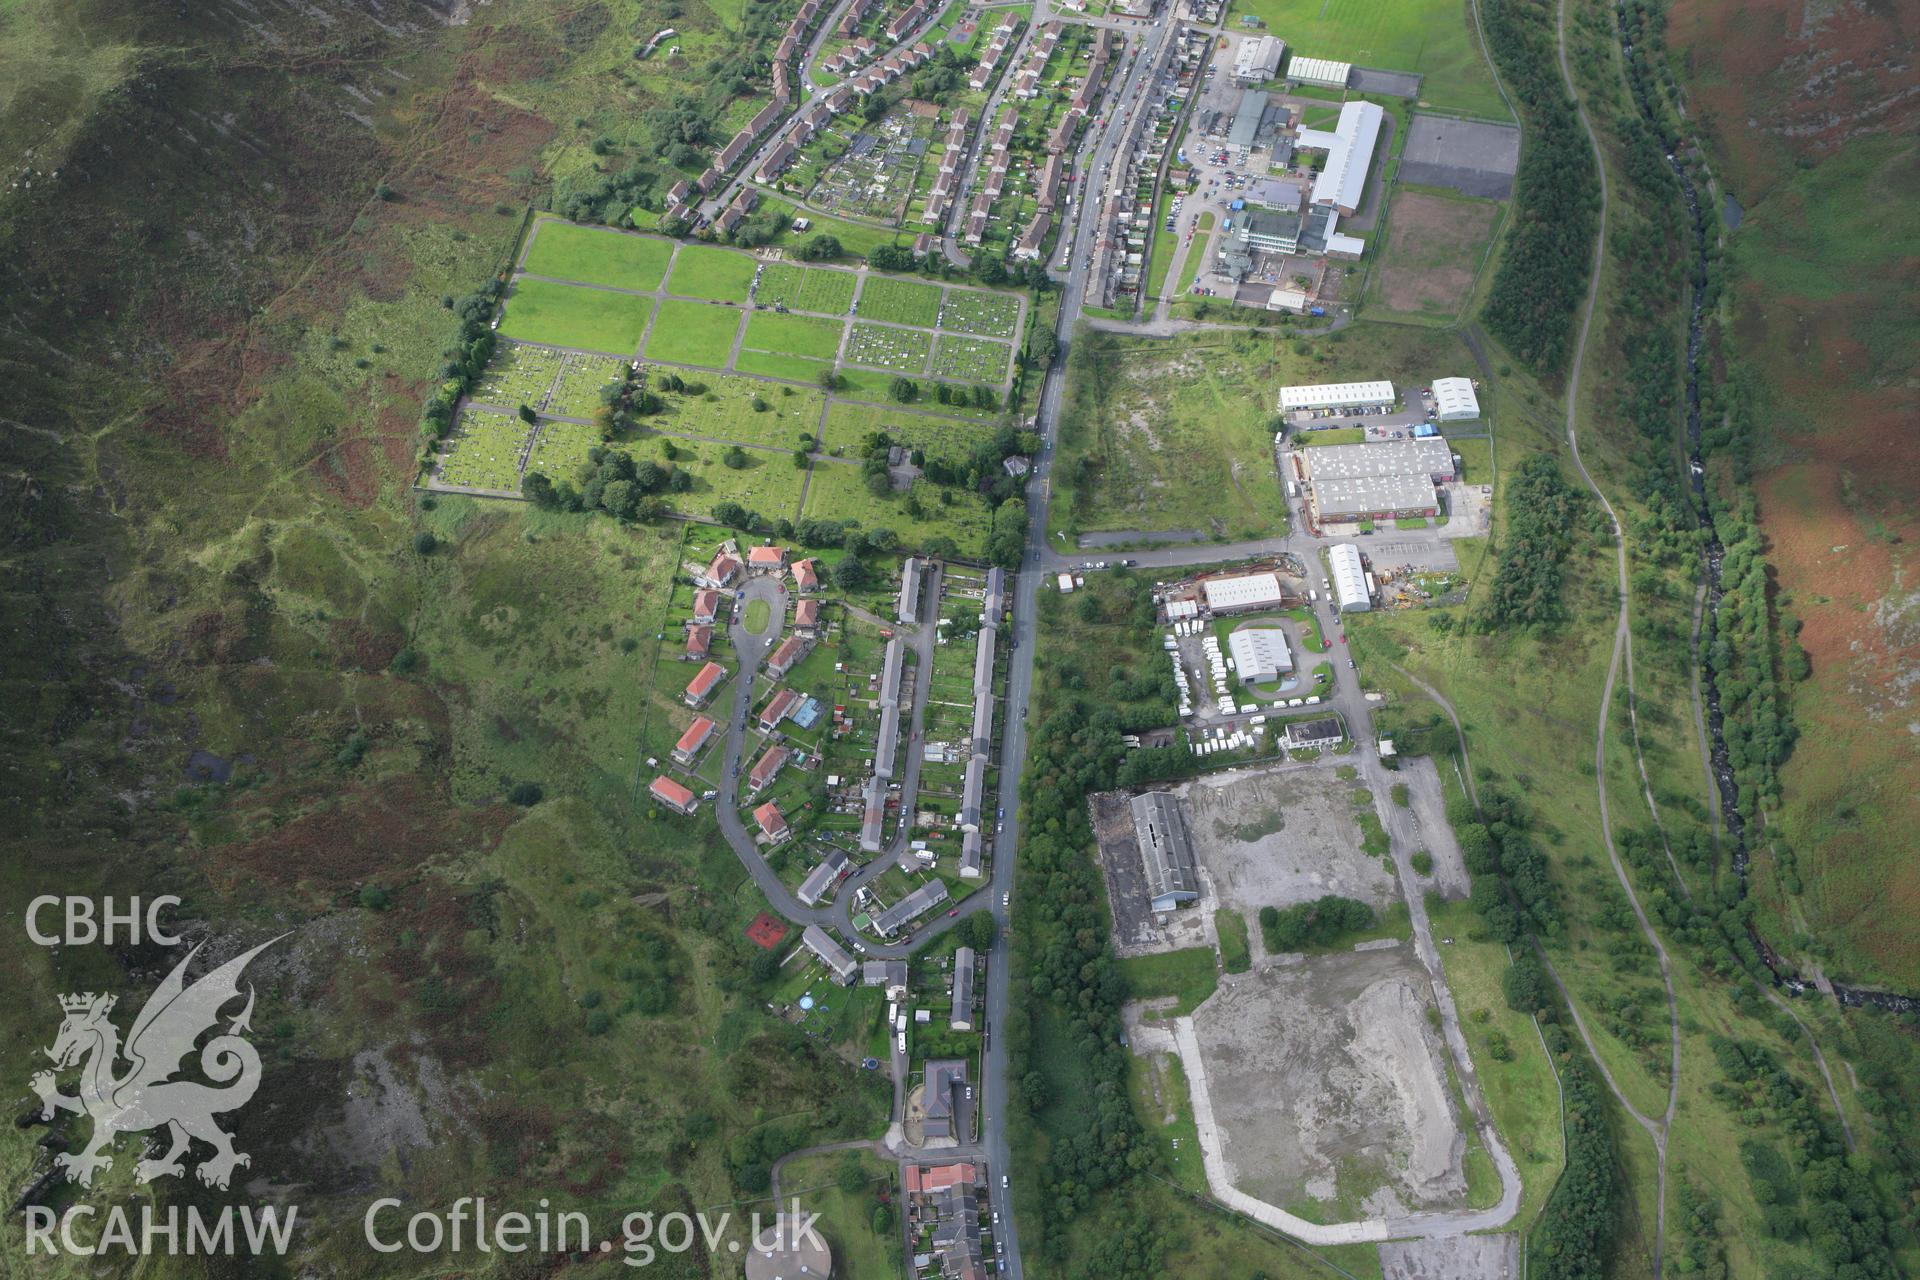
[{"left": 1615, "top": 8, "right": 1920, "bottom": 1015}]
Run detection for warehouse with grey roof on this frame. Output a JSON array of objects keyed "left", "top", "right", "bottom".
[{"left": 1131, "top": 792, "right": 1199, "bottom": 912}]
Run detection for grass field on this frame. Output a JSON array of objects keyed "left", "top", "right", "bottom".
[
  {"left": 1215, "top": 909, "right": 1252, "bottom": 973},
  {"left": 778, "top": 1151, "right": 903, "bottom": 1280},
  {"left": 522, "top": 220, "right": 672, "bottom": 291},
  {"left": 471, "top": 341, "right": 564, "bottom": 410},
  {"left": 547, "top": 353, "right": 629, "bottom": 418},
  {"left": 845, "top": 321, "right": 932, "bottom": 373},
  {"left": 1226, "top": 0, "right": 1510, "bottom": 120},
  {"left": 735, "top": 348, "right": 833, "bottom": 382},
  {"left": 1173, "top": 212, "right": 1214, "bottom": 298},
  {"left": 499, "top": 278, "right": 654, "bottom": 355},
  {"left": 525, "top": 418, "right": 602, "bottom": 484},
  {"left": 650, "top": 375, "right": 825, "bottom": 451},
  {"left": 931, "top": 334, "right": 1012, "bottom": 384},
  {"left": 438, "top": 408, "right": 534, "bottom": 490},
  {"left": 658, "top": 435, "right": 810, "bottom": 522},
  {"left": 742, "top": 310, "right": 844, "bottom": 362},
  {"left": 666, "top": 243, "right": 759, "bottom": 302},
  {"left": 799, "top": 461, "right": 995, "bottom": 557},
  {"left": 855, "top": 275, "right": 944, "bottom": 328},
  {"left": 1115, "top": 947, "right": 1218, "bottom": 1016},
  {"left": 819, "top": 400, "right": 999, "bottom": 462},
  {"left": 754, "top": 262, "right": 858, "bottom": 315},
  {"left": 938, "top": 287, "right": 1021, "bottom": 338},
  {"left": 643, "top": 298, "right": 743, "bottom": 368}
]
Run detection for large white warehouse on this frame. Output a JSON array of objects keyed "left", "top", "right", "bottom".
[
  {"left": 1278, "top": 380, "right": 1395, "bottom": 412},
  {"left": 1227, "top": 627, "right": 1294, "bottom": 684},
  {"left": 1328, "top": 543, "right": 1371, "bottom": 613},
  {"left": 1432, "top": 377, "right": 1481, "bottom": 422},
  {"left": 1202, "top": 571, "right": 1287, "bottom": 614}
]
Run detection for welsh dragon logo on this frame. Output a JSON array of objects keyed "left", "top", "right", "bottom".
[{"left": 32, "top": 937, "right": 281, "bottom": 1190}]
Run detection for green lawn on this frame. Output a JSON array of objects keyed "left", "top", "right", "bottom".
[
  {"left": 666, "top": 243, "right": 760, "bottom": 302},
  {"left": 1299, "top": 427, "right": 1366, "bottom": 445},
  {"left": 1116, "top": 947, "right": 1218, "bottom": 1016},
  {"left": 436, "top": 408, "right": 533, "bottom": 490},
  {"left": 742, "top": 310, "right": 845, "bottom": 361},
  {"left": 525, "top": 419, "right": 602, "bottom": 485},
  {"left": 778, "top": 1151, "right": 903, "bottom": 1280},
  {"left": 744, "top": 598, "right": 771, "bottom": 632},
  {"left": 855, "top": 276, "right": 944, "bottom": 328},
  {"left": 799, "top": 461, "right": 995, "bottom": 558},
  {"left": 1173, "top": 211, "right": 1215, "bottom": 299},
  {"left": 522, "top": 220, "right": 672, "bottom": 291},
  {"left": 819, "top": 400, "right": 999, "bottom": 463},
  {"left": 1227, "top": 0, "right": 1511, "bottom": 119},
  {"left": 845, "top": 321, "right": 932, "bottom": 373},
  {"left": 754, "top": 262, "right": 859, "bottom": 315},
  {"left": 649, "top": 375, "right": 825, "bottom": 450},
  {"left": 642, "top": 298, "right": 743, "bottom": 367},
  {"left": 931, "top": 334, "right": 1012, "bottom": 384},
  {"left": 1215, "top": 909, "right": 1252, "bottom": 973},
  {"left": 937, "top": 287, "right": 1022, "bottom": 339},
  {"left": 735, "top": 348, "right": 833, "bottom": 382},
  {"left": 499, "top": 278, "right": 655, "bottom": 355}
]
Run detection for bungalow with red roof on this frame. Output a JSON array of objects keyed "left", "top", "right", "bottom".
[
  {"left": 793, "top": 598, "right": 822, "bottom": 631},
  {"left": 684, "top": 625, "right": 712, "bottom": 661},
  {"left": 791, "top": 558, "right": 820, "bottom": 592},
  {"left": 673, "top": 715, "right": 717, "bottom": 764},
  {"left": 758, "top": 687, "right": 801, "bottom": 733},
  {"left": 684, "top": 661, "right": 727, "bottom": 707},
  {"left": 692, "top": 588, "right": 722, "bottom": 625},
  {"left": 747, "top": 744, "right": 790, "bottom": 794},
  {"left": 766, "top": 634, "right": 809, "bottom": 677},
  {"left": 703, "top": 550, "right": 743, "bottom": 588},
  {"left": 649, "top": 775, "right": 698, "bottom": 815},
  {"left": 753, "top": 801, "right": 789, "bottom": 842},
  {"left": 747, "top": 544, "right": 788, "bottom": 572}
]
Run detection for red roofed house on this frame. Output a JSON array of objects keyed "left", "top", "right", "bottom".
[
  {"left": 753, "top": 801, "right": 789, "bottom": 842},
  {"left": 766, "top": 634, "right": 809, "bottom": 677},
  {"left": 673, "top": 716, "right": 717, "bottom": 764},
  {"left": 791, "top": 558, "right": 820, "bottom": 592},
  {"left": 684, "top": 624, "right": 712, "bottom": 661},
  {"left": 684, "top": 661, "right": 727, "bottom": 707},
  {"left": 704, "top": 550, "right": 743, "bottom": 588},
  {"left": 649, "top": 775, "right": 698, "bottom": 815},
  {"left": 692, "top": 588, "right": 722, "bottom": 625},
  {"left": 793, "top": 598, "right": 822, "bottom": 631},
  {"left": 903, "top": 1162, "right": 977, "bottom": 1194},
  {"left": 748, "top": 544, "right": 789, "bottom": 572},
  {"left": 748, "top": 744, "right": 790, "bottom": 794},
  {"left": 758, "top": 687, "right": 801, "bottom": 733}
]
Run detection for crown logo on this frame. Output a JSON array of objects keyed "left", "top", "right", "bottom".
[{"left": 59, "top": 992, "right": 114, "bottom": 1014}]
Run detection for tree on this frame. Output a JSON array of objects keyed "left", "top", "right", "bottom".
[
  {"left": 833, "top": 556, "right": 870, "bottom": 591},
  {"left": 508, "top": 781, "right": 544, "bottom": 806},
  {"left": 1502, "top": 951, "right": 1550, "bottom": 1014},
  {"left": 723, "top": 445, "right": 749, "bottom": 470},
  {"left": 796, "top": 235, "right": 844, "bottom": 261},
  {"left": 888, "top": 376, "right": 918, "bottom": 403},
  {"left": 793, "top": 449, "right": 811, "bottom": 469},
  {"left": 865, "top": 471, "right": 892, "bottom": 497},
  {"left": 835, "top": 1156, "right": 867, "bottom": 1194},
  {"left": 965, "top": 911, "right": 997, "bottom": 949},
  {"left": 518, "top": 404, "right": 538, "bottom": 425},
  {"left": 413, "top": 531, "right": 438, "bottom": 555},
  {"left": 601, "top": 479, "right": 638, "bottom": 521},
  {"left": 816, "top": 368, "right": 842, "bottom": 392}
]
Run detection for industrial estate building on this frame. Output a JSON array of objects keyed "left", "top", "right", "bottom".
[
  {"left": 1201, "top": 570, "right": 1287, "bottom": 614},
  {"left": 1328, "top": 543, "right": 1371, "bottom": 613},
  {"left": 1303, "top": 438, "right": 1457, "bottom": 522},
  {"left": 1227, "top": 627, "right": 1294, "bottom": 685},
  {"left": 1432, "top": 376, "right": 1481, "bottom": 421},
  {"left": 1279, "top": 380, "right": 1396, "bottom": 413},
  {"left": 1287, "top": 54, "right": 1352, "bottom": 88},
  {"left": 1132, "top": 792, "right": 1200, "bottom": 912},
  {"left": 1298, "top": 100, "right": 1384, "bottom": 217}
]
